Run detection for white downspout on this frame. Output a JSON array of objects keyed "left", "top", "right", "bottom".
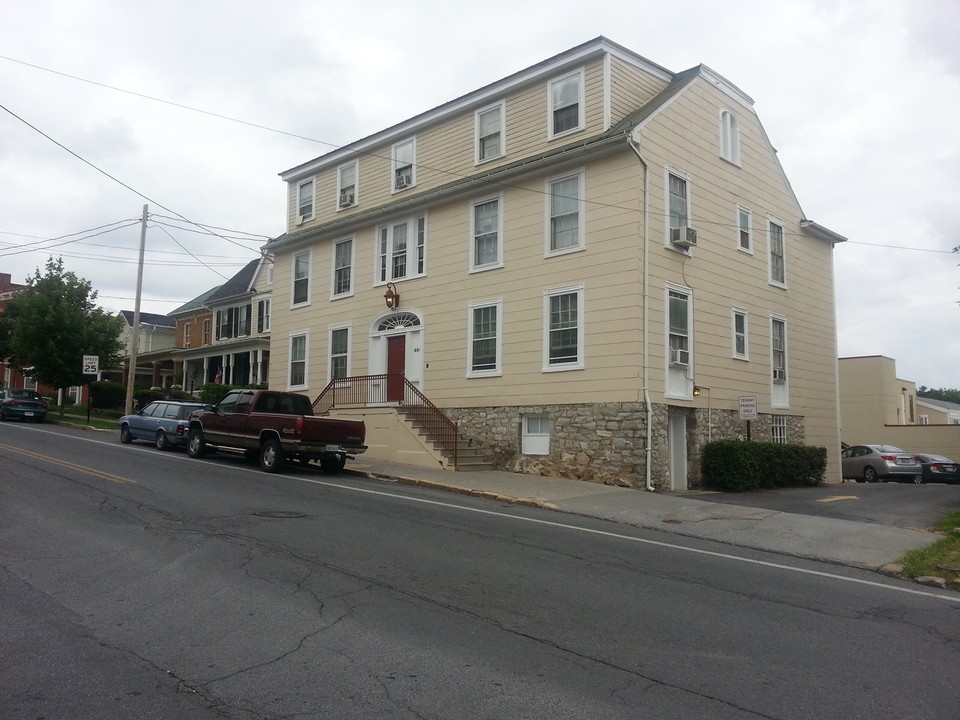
[{"left": 628, "top": 132, "right": 655, "bottom": 492}]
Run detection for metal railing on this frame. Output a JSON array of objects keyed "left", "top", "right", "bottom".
[{"left": 313, "top": 374, "right": 458, "bottom": 467}]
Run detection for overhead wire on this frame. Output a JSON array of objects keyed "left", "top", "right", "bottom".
[{"left": 0, "top": 55, "right": 951, "bottom": 259}]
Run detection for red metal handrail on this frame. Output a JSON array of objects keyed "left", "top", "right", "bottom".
[{"left": 313, "top": 374, "right": 458, "bottom": 467}]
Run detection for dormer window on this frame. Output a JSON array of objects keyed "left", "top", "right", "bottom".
[
  {"left": 392, "top": 138, "right": 415, "bottom": 191},
  {"left": 548, "top": 69, "right": 584, "bottom": 139},
  {"left": 296, "top": 179, "right": 314, "bottom": 223},
  {"left": 338, "top": 161, "right": 357, "bottom": 209}
]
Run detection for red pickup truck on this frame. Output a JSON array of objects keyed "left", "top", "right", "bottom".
[{"left": 186, "top": 389, "right": 366, "bottom": 474}]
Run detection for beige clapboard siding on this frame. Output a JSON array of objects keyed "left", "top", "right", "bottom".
[{"left": 608, "top": 56, "right": 670, "bottom": 124}]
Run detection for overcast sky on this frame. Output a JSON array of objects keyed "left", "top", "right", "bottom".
[{"left": 2, "top": 0, "right": 959, "bottom": 388}]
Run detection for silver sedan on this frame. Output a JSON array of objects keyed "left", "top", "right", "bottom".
[{"left": 840, "top": 444, "right": 922, "bottom": 483}]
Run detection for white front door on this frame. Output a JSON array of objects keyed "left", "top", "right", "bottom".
[{"left": 668, "top": 410, "right": 688, "bottom": 491}]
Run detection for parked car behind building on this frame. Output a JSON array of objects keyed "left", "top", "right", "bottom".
[
  {"left": 913, "top": 453, "right": 960, "bottom": 485},
  {"left": 0, "top": 388, "right": 48, "bottom": 422},
  {"left": 119, "top": 400, "right": 205, "bottom": 450},
  {"left": 840, "top": 444, "right": 922, "bottom": 483}
]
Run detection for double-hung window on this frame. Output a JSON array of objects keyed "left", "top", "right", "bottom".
[
  {"left": 667, "top": 170, "right": 690, "bottom": 245},
  {"left": 329, "top": 326, "right": 350, "bottom": 380},
  {"left": 289, "top": 333, "right": 308, "bottom": 389},
  {"left": 737, "top": 206, "right": 752, "bottom": 253},
  {"left": 297, "top": 179, "right": 314, "bottom": 222},
  {"left": 377, "top": 216, "right": 426, "bottom": 283},
  {"left": 257, "top": 298, "right": 271, "bottom": 333},
  {"left": 183, "top": 322, "right": 192, "bottom": 348},
  {"left": 547, "top": 171, "right": 583, "bottom": 255},
  {"left": 768, "top": 219, "right": 786, "bottom": 286},
  {"left": 771, "top": 317, "right": 787, "bottom": 383},
  {"left": 293, "top": 250, "right": 311, "bottom": 306},
  {"left": 471, "top": 196, "right": 502, "bottom": 271},
  {"left": 720, "top": 110, "right": 741, "bottom": 164},
  {"left": 544, "top": 284, "right": 584, "bottom": 371},
  {"left": 216, "top": 305, "right": 251, "bottom": 340},
  {"left": 202, "top": 319, "right": 211, "bottom": 345},
  {"left": 332, "top": 237, "right": 354, "bottom": 297},
  {"left": 668, "top": 290, "right": 690, "bottom": 367},
  {"left": 338, "top": 161, "right": 358, "bottom": 209},
  {"left": 476, "top": 103, "right": 504, "bottom": 162},
  {"left": 732, "top": 308, "right": 748, "bottom": 360},
  {"left": 548, "top": 70, "right": 583, "bottom": 138},
  {"left": 467, "top": 300, "right": 501, "bottom": 376},
  {"left": 392, "top": 138, "right": 415, "bottom": 191}
]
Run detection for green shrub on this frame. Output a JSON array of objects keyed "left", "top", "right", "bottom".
[
  {"left": 199, "top": 383, "right": 232, "bottom": 404},
  {"left": 702, "top": 440, "right": 826, "bottom": 492},
  {"left": 88, "top": 380, "right": 126, "bottom": 409}
]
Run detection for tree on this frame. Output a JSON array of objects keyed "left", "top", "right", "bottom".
[
  {"left": 0, "top": 257, "right": 124, "bottom": 396},
  {"left": 917, "top": 386, "right": 960, "bottom": 404}
]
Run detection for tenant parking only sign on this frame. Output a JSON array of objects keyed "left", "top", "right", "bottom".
[
  {"left": 82, "top": 355, "right": 99, "bottom": 375},
  {"left": 738, "top": 395, "right": 758, "bottom": 421}
]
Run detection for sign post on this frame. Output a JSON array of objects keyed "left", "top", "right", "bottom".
[
  {"left": 738, "top": 395, "right": 758, "bottom": 441},
  {"left": 82, "top": 356, "right": 99, "bottom": 423}
]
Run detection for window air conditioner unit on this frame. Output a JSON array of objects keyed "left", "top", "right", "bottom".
[
  {"left": 670, "top": 225, "right": 698, "bottom": 248},
  {"left": 773, "top": 368, "right": 786, "bottom": 382},
  {"left": 339, "top": 191, "right": 355, "bottom": 208},
  {"left": 395, "top": 174, "right": 412, "bottom": 189},
  {"left": 295, "top": 215, "right": 308, "bottom": 226},
  {"left": 669, "top": 348, "right": 689, "bottom": 366}
]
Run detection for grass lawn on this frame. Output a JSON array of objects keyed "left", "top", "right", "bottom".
[
  {"left": 47, "top": 408, "right": 121, "bottom": 432},
  {"left": 899, "top": 511, "right": 960, "bottom": 588}
]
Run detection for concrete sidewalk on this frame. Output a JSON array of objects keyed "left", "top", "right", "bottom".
[{"left": 344, "top": 458, "right": 940, "bottom": 572}]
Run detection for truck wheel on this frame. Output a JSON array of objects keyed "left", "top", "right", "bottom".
[
  {"left": 320, "top": 454, "right": 347, "bottom": 475},
  {"left": 187, "top": 428, "right": 207, "bottom": 458},
  {"left": 260, "top": 438, "right": 285, "bottom": 473}
]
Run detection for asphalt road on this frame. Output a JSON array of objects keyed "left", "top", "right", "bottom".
[
  {"left": 683, "top": 481, "right": 960, "bottom": 531},
  {"left": 2, "top": 422, "right": 959, "bottom": 719}
]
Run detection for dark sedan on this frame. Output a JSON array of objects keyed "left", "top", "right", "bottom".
[
  {"left": 0, "top": 388, "right": 48, "bottom": 422},
  {"left": 913, "top": 454, "right": 960, "bottom": 484}
]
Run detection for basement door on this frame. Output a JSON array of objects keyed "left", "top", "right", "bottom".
[{"left": 668, "top": 409, "right": 688, "bottom": 491}]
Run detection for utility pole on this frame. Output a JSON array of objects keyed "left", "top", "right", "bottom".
[{"left": 124, "top": 205, "right": 148, "bottom": 415}]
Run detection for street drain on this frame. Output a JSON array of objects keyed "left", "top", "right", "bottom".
[{"left": 254, "top": 510, "right": 308, "bottom": 519}]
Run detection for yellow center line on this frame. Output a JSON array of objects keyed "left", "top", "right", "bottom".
[{"left": 0, "top": 442, "right": 137, "bottom": 485}]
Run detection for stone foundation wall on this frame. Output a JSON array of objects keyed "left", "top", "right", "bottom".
[{"left": 448, "top": 403, "right": 806, "bottom": 489}]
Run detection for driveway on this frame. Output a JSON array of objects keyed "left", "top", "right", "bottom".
[{"left": 680, "top": 482, "right": 960, "bottom": 531}]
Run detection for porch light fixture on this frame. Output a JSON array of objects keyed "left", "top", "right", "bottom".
[{"left": 383, "top": 282, "right": 400, "bottom": 310}]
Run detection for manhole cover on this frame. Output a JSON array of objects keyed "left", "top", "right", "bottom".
[{"left": 254, "top": 510, "right": 308, "bottom": 519}]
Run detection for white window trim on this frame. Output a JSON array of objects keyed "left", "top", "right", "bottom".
[
  {"left": 256, "top": 296, "right": 271, "bottom": 333},
  {"left": 336, "top": 160, "right": 359, "bottom": 211},
  {"left": 732, "top": 307, "right": 749, "bottom": 360},
  {"left": 466, "top": 298, "right": 503, "bottom": 378},
  {"left": 474, "top": 101, "right": 506, "bottom": 165},
  {"left": 330, "top": 236, "right": 355, "bottom": 300},
  {"left": 544, "top": 169, "right": 586, "bottom": 257},
  {"left": 374, "top": 214, "right": 427, "bottom": 284},
  {"left": 547, "top": 67, "right": 586, "bottom": 140},
  {"left": 542, "top": 283, "right": 585, "bottom": 372},
  {"left": 665, "top": 283, "right": 694, "bottom": 400},
  {"left": 291, "top": 249, "right": 311, "bottom": 309},
  {"left": 720, "top": 109, "right": 741, "bottom": 166},
  {"left": 469, "top": 194, "right": 504, "bottom": 272},
  {"left": 296, "top": 178, "right": 315, "bottom": 223},
  {"left": 391, "top": 137, "right": 416, "bottom": 192},
  {"left": 736, "top": 205, "right": 753, "bottom": 254},
  {"left": 327, "top": 323, "right": 351, "bottom": 382},
  {"left": 767, "top": 216, "right": 787, "bottom": 288},
  {"left": 288, "top": 331, "right": 309, "bottom": 391},
  {"left": 664, "top": 166, "right": 693, "bottom": 252}
]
